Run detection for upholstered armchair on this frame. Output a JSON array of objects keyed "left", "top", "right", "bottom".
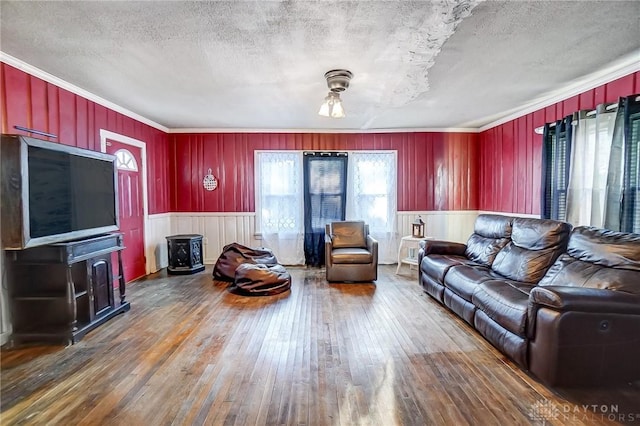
[{"left": 325, "top": 221, "right": 378, "bottom": 282}]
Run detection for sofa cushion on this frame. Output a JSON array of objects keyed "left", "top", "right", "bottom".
[
  {"left": 420, "top": 254, "right": 471, "bottom": 283},
  {"left": 539, "top": 256, "right": 640, "bottom": 293},
  {"left": 331, "top": 248, "right": 372, "bottom": 264},
  {"left": 330, "top": 221, "right": 367, "bottom": 249},
  {"left": 491, "top": 218, "right": 571, "bottom": 283},
  {"left": 474, "top": 310, "right": 528, "bottom": 368},
  {"left": 472, "top": 280, "right": 535, "bottom": 337},
  {"left": 511, "top": 217, "right": 572, "bottom": 250},
  {"left": 539, "top": 227, "right": 640, "bottom": 294},
  {"left": 444, "top": 264, "right": 501, "bottom": 301},
  {"left": 565, "top": 226, "right": 640, "bottom": 270},
  {"left": 464, "top": 214, "right": 513, "bottom": 266}
]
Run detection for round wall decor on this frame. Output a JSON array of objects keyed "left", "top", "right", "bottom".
[{"left": 203, "top": 168, "right": 218, "bottom": 191}]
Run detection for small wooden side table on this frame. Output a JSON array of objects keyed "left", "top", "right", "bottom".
[
  {"left": 396, "top": 235, "right": 431, "bottom": 275},
  {"left": 166, "top": 234, "right": 205, "bottom": 275}
]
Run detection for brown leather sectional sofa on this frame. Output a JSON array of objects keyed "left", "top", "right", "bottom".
[{"left": 418, "top": 214, "right": 640, "bottom": 386}]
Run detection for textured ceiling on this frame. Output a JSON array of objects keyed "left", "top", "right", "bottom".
[{"left": 1, "top": 1, "right": 639, "bottom": 131}]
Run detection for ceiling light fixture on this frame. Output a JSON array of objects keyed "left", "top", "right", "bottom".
[{"left": 318, "top": 69, "right": 353, "bottom": 119}]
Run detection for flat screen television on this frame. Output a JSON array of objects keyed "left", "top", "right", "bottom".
[{"left": 1, "top": 134, "right": 119, "bottom": 249}]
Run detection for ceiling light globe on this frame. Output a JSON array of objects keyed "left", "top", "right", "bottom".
[{"left": 330, "top": 98, "right": 345, "bottom": 118}]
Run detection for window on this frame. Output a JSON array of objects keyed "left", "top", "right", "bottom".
[
  {"left": 347, "top": 151, "right": 397, "bottom": 233},
  {"left": 542, "top": 95, "right": 640, "bottom": 232},
  {"left": 255, "top": 151, "right": 303, "bottom": 234},
  {"left": 255, "top": 150, "right": 398, "bottom": 265},
  {"left": 114, "top": 149, "right": 138, "bottom": 171},
  {"left": 542, "top": 116, "right": 572, "bottom": 220},
  {"left": 621, "top": 96, "right": 640, "bottom": 233},
  {"left": 347, "top": 151, "right": 397, "bottom": 264},
  {"left": 565, "top": 105, "right": 617, "bottom": 227}
]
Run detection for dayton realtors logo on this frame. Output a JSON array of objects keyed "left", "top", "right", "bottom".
[{"left": 529, "top": 399, "right": 639, "bottom": 424}]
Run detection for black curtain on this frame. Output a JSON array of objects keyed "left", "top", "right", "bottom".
[
  {"left": 303, "top": 152, "right": 348, "bottom": 266},
  {"left": 621, "top": 95, "right": 640, "bottom": 233},
  {"left": 541, "top": 115, "right": 573, "bottom": 220}
]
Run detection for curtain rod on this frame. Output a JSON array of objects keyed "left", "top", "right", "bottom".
[
  {"left": 534, "top": 101, "right": 621, "bottom": 134},
  {"left": 303, "top": 151, "right": 348, "bottom": 156}
]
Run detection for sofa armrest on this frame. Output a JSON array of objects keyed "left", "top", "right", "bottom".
[
  {"left": 529, "top": 286, "right": 640, "bottom": 314},
  {"left": 528, "top": 286, "right": 640, "bottom": 385},
  {"left": 418, "top": 240, "right": 467, "bottom": 256},
  {"left": 527, "top": 286, "right": 640, "bottom": 339},
  {"left": 418, "top": 240, "right": 467, "bottom": 270}
]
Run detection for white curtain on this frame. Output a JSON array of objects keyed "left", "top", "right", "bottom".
[
  {"left": 346, "top": 151, "right": 397, "bottom": 264},
  {"left": 255, "top": 151, "right": 304, "bottom": 265},
  {"left": 565, "top": 104, "right": 618, "bottom": 227}
]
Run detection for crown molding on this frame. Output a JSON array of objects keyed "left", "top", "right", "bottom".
[
  {"left": 167, "top": 127, "right": 479, "bottom": 134},
  {"left": 3, "top": 50, "right": 637, "bottom": 136},
  {"left": 477, "top": 49, "right": 640, "bottom": 132},
  {"left": 0, "top": 52, "right": 168, "bottom": 133},
  {"left": 0, "top": 52, "right": 477, "bottom": 135}
]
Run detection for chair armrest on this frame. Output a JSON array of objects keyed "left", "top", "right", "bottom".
[
  {"left": 325, "top": 232, "right": 333, "bottom": 244},
  {"left": 366, "top": 235, "right": 378, "bottom": 261},
  {"left": 529, "top": 286, "right": 640, "bottom": 314},
  {"left": 325, "top": 233, "right": 334, "bottom": 266}
]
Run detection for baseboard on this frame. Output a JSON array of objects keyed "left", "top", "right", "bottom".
[{"left": 1, "top": 330, "right": 11, "bottom": 346}]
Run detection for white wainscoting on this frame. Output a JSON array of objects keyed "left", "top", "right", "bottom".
[
  {"left": 397, "top": 211, "right": 480, "bottom": 243},
  {"left": 144, "top": 210, "right": 490, "bottom": 271},
  {"left": 144, "top": 211, "right": 482, "bottom": 268},
  {"left": 146, "top": 213, "right": 172, "bottom": 273},
  {"left": 170, "top": 212, "right": 260, "bottom": 265},
  {"left": 0, "top": 249, "right": 10, "bottom": 346}
]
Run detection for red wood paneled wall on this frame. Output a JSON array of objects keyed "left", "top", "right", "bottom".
[
  {"left": 0, "top": 63, "right": 170, "bottom": 214},
  {"left": 479, "top": 71, "right": 640, "bottom": 215},
  {"left": 169, "top": 132, "right": 479, "bottom": 212},
  {"left": 9, "top": 60, "right": 633, "bottom": 218}
]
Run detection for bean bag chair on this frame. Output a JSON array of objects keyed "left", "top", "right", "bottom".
[
  {"left": 229, "top": 263, "right": 291, "bottom": 296},
  {"left": 212, "top": 243, "right": 279, "bottom": 281}
]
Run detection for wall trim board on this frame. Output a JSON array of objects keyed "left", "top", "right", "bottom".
[
  {"left": 0, "top": 52, "right": 168, "bottom": 133},
  {"left": 172, "top": 212, "right": 256, "bottom": 217},
  {"left": 0, "top": 331, "right": 9, "bottom": 347},
  {"left": 477, "top": 211, "right": 540, "bottom": 219},
  {"left": 167, "top": 127, "right": 480, "bottom": 134},
  {"left": 478, "top": 50, "right": 640, "bottom": 132},
  {"left": 400, "top": 210, "right": 481, "bottom": 216},
  {"left": 148, "top": 213, "right": 173, "bottom": 219}
]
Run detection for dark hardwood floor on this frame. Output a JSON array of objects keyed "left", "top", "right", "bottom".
[{"left": 1, "top": 265, "right": 639, "bottom": 425}]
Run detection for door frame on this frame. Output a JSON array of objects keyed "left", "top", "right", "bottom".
[{"left": 99, "top": 129, "right": 149, "bottom": 276}]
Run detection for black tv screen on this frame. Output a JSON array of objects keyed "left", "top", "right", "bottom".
[
  {"left": 1, "top": 134, "right": 119, "bottom": 249},
  {"left": 28, "top": 146, "right": 118, "bottom": 238}
]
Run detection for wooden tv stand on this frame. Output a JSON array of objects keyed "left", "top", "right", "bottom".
[{"left": 4, "top": 233, "right": 130, "bottom": 345}]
